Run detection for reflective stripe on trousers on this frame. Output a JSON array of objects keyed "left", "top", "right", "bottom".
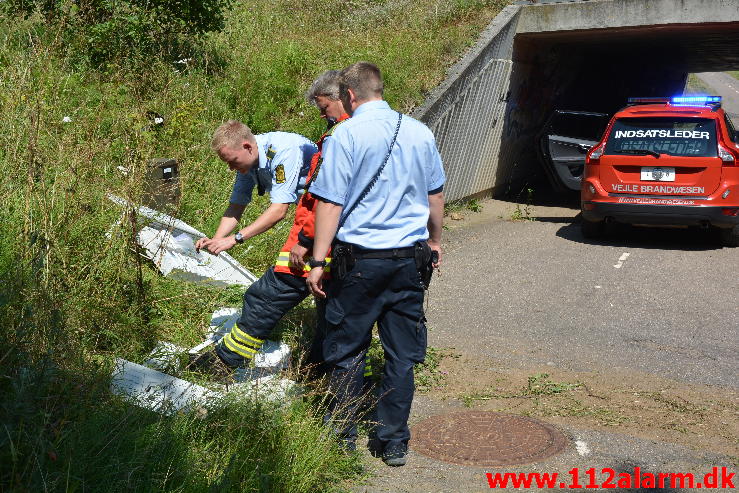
[{"left": 221, "top": 326, "right": 264, "bottom": 360}]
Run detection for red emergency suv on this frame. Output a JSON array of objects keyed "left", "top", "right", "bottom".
[{"left": 581, "top": 96, "right": 739, "bottom": 246}]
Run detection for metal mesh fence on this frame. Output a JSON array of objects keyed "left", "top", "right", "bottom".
[{"left": 414, "top": 7, "right": 520, "bottom": 201}]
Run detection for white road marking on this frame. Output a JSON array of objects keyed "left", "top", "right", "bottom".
[
  {"left": 575, "top": 439, "right": 591, "bottom": 456},
  {"left": 614, "top": 252, "right": 630, "bottom": 269}
]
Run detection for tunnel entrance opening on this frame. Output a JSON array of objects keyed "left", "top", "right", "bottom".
[
  {"left": 415, "top": 1, "right": 739, "bottom": 204},
  {"left": 497, "top": 21, "right": 739, "bottom": 199}
]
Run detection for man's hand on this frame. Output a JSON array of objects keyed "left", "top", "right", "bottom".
[
  {"left": 195, "top": 237, "right": 211, "bottom": 252},
  {"left": 428, "top": 239, "right": 442, "bottom": 268},
  {"left": 306, "top": 266, "right": 326, "bottom": 298},
  {"left": 427, "top": 191, "right": 444, "bottom": 270},
  {"left": 200, "top": 236, "right": 237, "bottom": 255},
  {"left": 289, "top": 244, "right": 309, "bottom": 270}
]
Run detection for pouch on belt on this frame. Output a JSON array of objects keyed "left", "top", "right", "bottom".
[{"left": 414, "top": 241, "right": 434, "bottom": 289}]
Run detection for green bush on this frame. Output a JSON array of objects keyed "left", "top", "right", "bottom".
[{"left": 2, "top": 0, "right": 231, "bottom": 66}]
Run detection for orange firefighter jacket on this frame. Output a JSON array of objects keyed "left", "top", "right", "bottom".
[{"left": 273, "top": 113, "right": 350, "bottom": 277}]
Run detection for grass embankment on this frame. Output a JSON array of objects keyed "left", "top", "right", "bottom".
[{"left": 0, "top": 0, "right": 509, "bottom": 490}]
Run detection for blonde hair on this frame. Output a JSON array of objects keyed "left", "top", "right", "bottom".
[{"left": 211, "top": 120, "right": 255, "bottom": 151}]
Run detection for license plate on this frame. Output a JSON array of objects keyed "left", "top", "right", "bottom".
[{"left": 641, "top": 167, "right": 675, "bottom": 182}]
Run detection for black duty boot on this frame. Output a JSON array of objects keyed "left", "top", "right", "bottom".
[
  {"left": 367, "top": 435, "right": 382, "bottom": 458},
  {"left": 188, "top": 349, "right": 233, "bottom": 380},
  {"left": 382, "top": 443, "right": 408, "bottom": 467}
]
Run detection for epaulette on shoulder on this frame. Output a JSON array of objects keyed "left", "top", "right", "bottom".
[{"left": 266, "top": 145, "right": 277, "bottom": 160}]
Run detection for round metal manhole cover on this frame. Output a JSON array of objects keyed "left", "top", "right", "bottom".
[{"left": 411, "top": 411, "right": 568, "bottom": 466}]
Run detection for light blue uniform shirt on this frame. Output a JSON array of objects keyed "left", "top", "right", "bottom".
[
  {"left": 230, "top": 132, "right": 317, "bottom": 205},
  {"left": 310, "top": 100, "right": 445, "bottom": 249}
]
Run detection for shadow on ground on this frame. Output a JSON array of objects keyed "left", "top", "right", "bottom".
[
  {"left": 557, "top": 218, "right": 725, "bottom": 252},
  {"left": 495, "top": 178, "right": 581, "bottom": 210},
  {"left": 494, "top": 179, "right": 729, "bottom": 252}
]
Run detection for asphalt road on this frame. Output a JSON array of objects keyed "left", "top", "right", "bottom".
[
  {"left": 428, "top": 203, "right": 738, "bottom": 389},
  {"left": 417, "top": 73, "right": 739, "bottom": 390}
]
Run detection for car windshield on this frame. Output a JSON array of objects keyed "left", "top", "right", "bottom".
[{"left": 604, "top": 117, "right": 717, "bottom": 157}]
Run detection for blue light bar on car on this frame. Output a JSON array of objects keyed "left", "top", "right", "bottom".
[{"left": 671, "top": 96, "right": 721, "bottom": 104}]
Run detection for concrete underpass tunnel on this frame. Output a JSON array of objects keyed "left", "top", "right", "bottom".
[{"left": 497, "top": 20, "right": 739, "bottom": 197}]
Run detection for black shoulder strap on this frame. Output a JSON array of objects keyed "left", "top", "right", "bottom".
[
  {"left": 255, "top": 144, "right": 275, "bottom": 196},
  {"left": 337, "top": 112, "right": 403, "bottom": 230}
]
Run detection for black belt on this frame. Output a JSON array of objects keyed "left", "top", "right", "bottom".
[{"left": 349, "top": 245, "right": 416, "bottom": 259}]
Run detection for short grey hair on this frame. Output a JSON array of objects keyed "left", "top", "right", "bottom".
[
  {"left": 305, "top": 70, "right": 341, "bottom": 106},
  {"left": 211, "top": 120, "right": 255, "bottom": 151}
]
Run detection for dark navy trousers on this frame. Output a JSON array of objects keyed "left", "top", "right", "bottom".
[
  {"left": 216, "top": 267, "right": 325, "bottom": 369},
  {"left": 323, "top": 256, "right": 426, "bottom": 451}
]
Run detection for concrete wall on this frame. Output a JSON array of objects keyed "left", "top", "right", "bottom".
[
  {"left": 412, "top": 6, "right": 521, "bottom": 202},
  {"left": 516, "top": 0, "right": 739, "bottom": 34},
  {"left": 418, "top": 0, "right": 739, "bottom": 201}
]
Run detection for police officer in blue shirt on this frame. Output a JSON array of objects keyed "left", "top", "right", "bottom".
[
  {"left": 195, "top": 120, "right": 317, "bottom": 368},
  {"left": 196, "top": 121, "right": 317, "bottom": 255},
  {"left": 306, "top": 62, "right": 445, "bottom": 466}
]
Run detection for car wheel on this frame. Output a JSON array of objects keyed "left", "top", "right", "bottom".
[
  {"left": 581, "top": 218, "right": 604, "bottom": 239},
  {"left": 719, "top": 225, "right": 739, "bottom": 247}
]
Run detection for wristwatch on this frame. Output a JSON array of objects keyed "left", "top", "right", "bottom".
[
  {"left": 234, "top": 232, "right": 244, "bottom": 244},
  {"left": 308, "top": 258, "right": 327, "bottom": 269}
]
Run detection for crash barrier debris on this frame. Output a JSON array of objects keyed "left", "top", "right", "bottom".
[
  {"left": 106, "top": 198, "right": 298, "bottom": 412},
  {"left": 227, "top": 374, "right": 300, "bottom": 402},
  {"left": 117, "top": 307, "right": 297, "bottom": 414},
  {"left": 252, "top": 340, "right": 291, "bottom": 370},
  {"left": 143, "top": 337, "right": 291, "bottom": 378},
  {"left": 108, "top": 194, "right": 258, "bottom": 287},
  {"left": 187, "top": 307, "right": 291, "bottom": 370},
  {"left": 144, "top": 341, "right": 187, "bottom": 373},
  {"left": 111, "top": 358, "right": 222, "bottom": 415},
  {"left": 111, "top": 358, "right": 300, "bottom": 414},
  {"left": 186, "top": 307, "right": 291, "bottom": 369}
]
